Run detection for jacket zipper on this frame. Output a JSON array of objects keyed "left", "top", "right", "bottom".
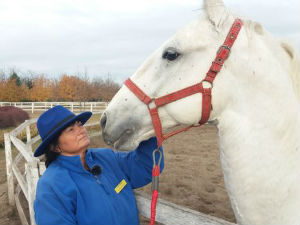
[{"left": 92, "top": 174, "right": 110, "bottom": 194}]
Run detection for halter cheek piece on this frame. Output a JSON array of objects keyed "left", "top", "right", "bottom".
[{"left": 125, "top": 19, "right": 243, "bottom": 147}]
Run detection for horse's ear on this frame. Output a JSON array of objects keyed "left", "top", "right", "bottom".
[{"left": 204, "top": 0, "right": 228, "bottom": 29}]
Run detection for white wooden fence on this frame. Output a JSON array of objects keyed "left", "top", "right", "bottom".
[
  {"left": 4, "top": 118, "right": 235, "bottom": 225},
  {"left": 0, "top": 102, "right": 108, "bottom": 113}
]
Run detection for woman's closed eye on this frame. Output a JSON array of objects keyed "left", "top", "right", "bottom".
[
  {"left": 64, "top": 121, "right": 82, "bottom": 133},
  {"left": 65, "top": 126, "right": 74, "bottom": 133}
]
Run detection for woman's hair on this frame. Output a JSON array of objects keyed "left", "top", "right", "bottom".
[
  {"left": 45, "top": 135, "right": 60, "bottom": 168},
  {"left": 44, "top": 121, "right": 79, "bottom": 167}
]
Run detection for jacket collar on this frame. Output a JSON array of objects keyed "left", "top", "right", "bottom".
[{"left": 55, "top": 149, "right": 95, "bottom": 174}]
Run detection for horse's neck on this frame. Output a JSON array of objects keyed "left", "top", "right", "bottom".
[{"left": 215, "top": 95, "right": 300, "bottom": 224}]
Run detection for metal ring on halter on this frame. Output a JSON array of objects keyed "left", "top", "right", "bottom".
[
  {"left": 147, "top": 98, "right": 157, "bottom": 110},
  {"left": 202, "top": 79, "right": 213, "bottom": 88},
  {"left": 152, "top": 148, "right": 162, "bottom": 167}
]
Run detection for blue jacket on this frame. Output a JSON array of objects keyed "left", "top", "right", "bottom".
[{"left": 34, "top": 137, "right": 163, "bottom": 225}]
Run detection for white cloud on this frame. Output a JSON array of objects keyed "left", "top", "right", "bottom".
[{"left": 0, "top": 0, "right": 299, "bottom": 82}]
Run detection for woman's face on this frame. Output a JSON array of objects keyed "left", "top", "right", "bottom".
[{"left": 57, "top": 121, "right": 90, "bottom": 156}]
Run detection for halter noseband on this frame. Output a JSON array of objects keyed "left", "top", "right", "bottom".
[{"left": 125, "top": 19, "right": 243, "bottom": 147}]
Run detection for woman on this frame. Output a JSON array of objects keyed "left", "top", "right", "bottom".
[{"left": 34, "top": 105, "right": 164, "bottom": 225}]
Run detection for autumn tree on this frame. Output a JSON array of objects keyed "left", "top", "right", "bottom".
[
  {"left": 58, "top": 75, "right": 86, "bottom": 101},
  {"left": 0, "top": 79, "right": 27, "bottom": 101},
  {"left": 0, "top": 71, "right": 20, "bottom": 101},
  {"left": 77, "top": 74, "right": 90, "bottom": 102},
  {"left": 22, "top": 76, "right": 34, "bottom": 90},
  {"left": 0, "top": 69, "right": 121, "bottom": 102},
  {"left": 30, "top": 75, "right": 52, "bottom": 101},
  {"left": 0, "top": 79, "right": 6, "bottom": 101},
  {"left": 101, "top": 77, "right": 120, "bottom": 101},
  {"left": 10, "top": 71, "right": 22, "bottom": 86},
  {"left": 49, "top": 78, "right": 60, "bottom": 101},
  {"left": 88, "top": 77, "right": 120, "bottom": 101}
]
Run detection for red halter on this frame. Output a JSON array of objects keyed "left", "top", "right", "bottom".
[
  {"left": 125, "top": 19, "right": 242, "bottom": 225},
  {"left": 125, "top": 19, "right": 243, "bottom": 147}
]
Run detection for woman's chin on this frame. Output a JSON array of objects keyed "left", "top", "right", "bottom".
[{"left": 80, "top": 139, "right": 90, "bottom": 149}]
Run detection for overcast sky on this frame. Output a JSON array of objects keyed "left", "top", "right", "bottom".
[{"left": 0, "top": 0, "right": 299, "bottom": 83}]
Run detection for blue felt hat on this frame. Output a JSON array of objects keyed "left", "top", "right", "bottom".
[{"left": 34, "top": 105, "right": 92, "bottom": 157}]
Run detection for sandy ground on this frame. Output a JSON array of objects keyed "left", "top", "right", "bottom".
[
  {"left": 136, "top": 125, "right": 236, "bottom": 224},
  {"left": 0, "top": 124, "right": 236, "bottom": 224}
]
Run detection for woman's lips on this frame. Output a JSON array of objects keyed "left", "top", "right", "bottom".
[{"left": 78, "top": 134, "right": 88, "bottom": 141}]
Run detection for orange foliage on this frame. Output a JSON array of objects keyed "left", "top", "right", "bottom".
[
  {"left": 0, "top": 79, "right": 29, "bottom": 101},
  {"left": 58, "top": 75, "right": 87, "bottom": 101},
  {"left": 30, "top": 76, "right": 52, "bottom": 101},
  {"left": 0, "top": 73, "right": 120, "bottom": 102}
]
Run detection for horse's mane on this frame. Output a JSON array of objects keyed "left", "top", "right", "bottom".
[
  {"left": 280, "top": 41, "right": 300, "bottom": 101},
  {"left": 243, "top": 19, "right": 300, "bottom": 102}
]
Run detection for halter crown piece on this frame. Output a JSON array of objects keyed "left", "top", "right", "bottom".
[{"left": 125, "top": 18, "right": 243, "bottom": 225}]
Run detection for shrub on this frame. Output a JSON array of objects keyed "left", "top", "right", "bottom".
[{"left": 0, "top": 106, "right": 29, "bottom": 128}]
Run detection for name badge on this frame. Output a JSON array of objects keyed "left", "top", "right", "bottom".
[{"left": 115, "top": 179, "right": 127, "bottom": 194}]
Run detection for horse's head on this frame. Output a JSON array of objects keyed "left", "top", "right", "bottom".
[
  {"left": 100, "top": 0, "right": 245, "bottom": 150},
  {"left": 100, "top": 0, "right": 298, "bottom": 150}
]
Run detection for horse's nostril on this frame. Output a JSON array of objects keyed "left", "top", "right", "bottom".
[{"left": 100, "top": 113, "right": 107, "bottom": 130}]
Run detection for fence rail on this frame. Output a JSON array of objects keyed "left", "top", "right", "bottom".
[
  {"left": 0, "top": 101, "right": 108, "bottom": 113},
  {"left": 4, "top": 119, "right": 234, "bottom": 225}
]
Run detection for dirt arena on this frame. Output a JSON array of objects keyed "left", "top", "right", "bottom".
[{"left": 0, "top": 124, "right": 236, "bottom": 224}]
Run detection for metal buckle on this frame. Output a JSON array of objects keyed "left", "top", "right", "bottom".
[
  {"left": 219, "top": 44, "right": 231, "bottom": 52},
  {"left": 217, "top": 45, "right": 231, "bottom": 60},
  {"left": 211, "top": 61, "right": 223, "bottom": 72}
]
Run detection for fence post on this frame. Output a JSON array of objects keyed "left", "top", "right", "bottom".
[
  {"left": 50, "top": 102, "right": 53, "bottom": 108},
  {"left": 90, "top": 103, "right": 93, "bottom": 112},
  {"left": 26, "top": 161, "right": 39, "bottom": 225},
  {"left": 26, "top": 122, "right": 32, "bottom": 152},
  {"left": 31, "top": 102, "right": 34, "bottom": 114},
  {"left": 4, "top": 133, "right": 15, "bottom": 206},
  {"left": 71, "top": 102, "right": 74, "bottom": 112}
]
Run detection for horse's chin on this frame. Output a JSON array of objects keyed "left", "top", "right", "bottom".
[
  {"left": 112, "top": 131, "right": 154, "bottom": 151},
  {"left": 113, "top": 137, "right": 138, "bottom": 151}
]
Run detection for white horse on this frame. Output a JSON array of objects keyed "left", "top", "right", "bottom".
[{"left": 100, "top": 0, "right": 300, "bottom": 224}]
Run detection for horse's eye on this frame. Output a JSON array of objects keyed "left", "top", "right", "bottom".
[{"left": 162, "top": 48, "right": 180, "bottom": 61}]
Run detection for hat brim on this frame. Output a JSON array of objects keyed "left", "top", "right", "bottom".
[{"left": 34, "top": 111, "right": 92, "bottom": 157}]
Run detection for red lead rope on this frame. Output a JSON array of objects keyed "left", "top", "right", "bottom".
[{"left": 149, "top": 148, "right": 162, "bottom": 225}]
